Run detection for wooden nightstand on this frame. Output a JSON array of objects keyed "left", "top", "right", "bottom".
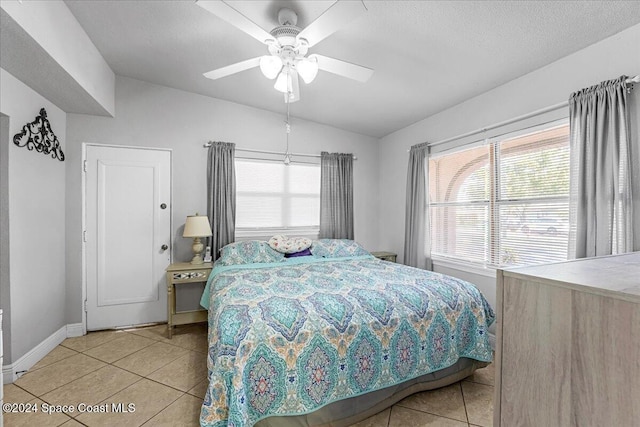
[
  {"left": 371, "top": 251, "right": 397, "bottom": 262},
  {"left": 165, "top": 262, "right": 212, "bottom": 338}
]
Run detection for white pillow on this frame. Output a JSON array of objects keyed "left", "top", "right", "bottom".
[{"left": 268, "top": 235, "right": 313, "bottom": 254}]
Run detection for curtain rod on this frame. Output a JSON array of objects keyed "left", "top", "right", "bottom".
[
  {"left": 408, "top": 74, "right": 640, "bottom": 151},
  {"left": 202, "top": 144, "right": 358, "bottom": 160},
  {"left": 422, "top": 101, "right": 568, "bottom": 149}
]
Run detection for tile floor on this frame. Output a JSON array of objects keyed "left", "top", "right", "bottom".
[{"left": 3, "top": 324, "right": 494, "bottom": 426}]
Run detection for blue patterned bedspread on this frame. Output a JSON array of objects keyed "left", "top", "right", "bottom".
[{"left": 200, "top": 255, "right": 494, "bottom": 427}]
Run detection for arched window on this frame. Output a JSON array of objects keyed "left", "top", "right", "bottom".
[{"left": 428, "top": 121, "right": 570, "bottom": 268}]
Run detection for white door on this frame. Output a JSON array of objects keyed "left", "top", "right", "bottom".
[{"left": 85, "top": 145, "right": 171, "bottom": 330}]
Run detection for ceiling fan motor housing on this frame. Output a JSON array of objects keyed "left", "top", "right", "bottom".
[
  {"left": 270, "top": 25, "right": 302, "bottom": 48},
  {"left": 270, "top": 7, "right": 308, "bottom": 49}
]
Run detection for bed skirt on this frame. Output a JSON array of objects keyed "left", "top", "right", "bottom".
[{"left": 255, "top": 357, "right": 489, "bottom": 427}]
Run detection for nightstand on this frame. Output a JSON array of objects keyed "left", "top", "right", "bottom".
[
  {"left": 166, "top": 262, "right": 212, "bottom": 338},
  {"left": 371, "top": 251, "right": 397, "bottom": 262}
]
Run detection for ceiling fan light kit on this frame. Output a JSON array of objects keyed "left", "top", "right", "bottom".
[
  {"left": 197, "top": 0, "right": 374, "bottom": 103},
  {"left": 262, "top": 32, "right": 314, "bottom": 101}
]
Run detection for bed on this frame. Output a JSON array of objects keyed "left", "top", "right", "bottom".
[{"left": 199, "top": 239, "right": 495, "bottom": 427}]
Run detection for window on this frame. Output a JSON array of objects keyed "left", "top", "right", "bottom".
[
  {"left": 429, "top": 122, "right": 570, "bottom": 268},
  {"left": 235, "top": 159, "right": 320, "bottom": 234}
]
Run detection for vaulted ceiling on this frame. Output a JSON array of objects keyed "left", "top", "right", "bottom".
[{"left": 65, "top": 1, "right": 640, "bottom": 137}]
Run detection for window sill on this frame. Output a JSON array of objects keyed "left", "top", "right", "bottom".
[{"left": 431, "top": 256, "right": 497, "bottom": 279}]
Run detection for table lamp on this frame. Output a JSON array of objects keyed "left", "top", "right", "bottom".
[{"left": 183, "top": 214, "right": 212, "bottom": 264}]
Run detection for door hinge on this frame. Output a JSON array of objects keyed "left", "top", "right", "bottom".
[
  {"left": 83, "top": 230, "right": 87, "bottom": 242},
  {"left": 83, "top": 160, "right": 87, "bottom": 172},
  {"left": 84, "top": 300, "right": 87, "bottom": 312}
]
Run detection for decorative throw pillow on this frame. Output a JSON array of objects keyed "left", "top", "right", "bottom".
[
  {"left": 310, "top": 239, "right": 370, "bottom": 258},
  {"left": 268, "top": 235, "right": 313, "bottom": 254},
  {"left": 285, "top": 248, "right": 313, "bottom": 258},
  {"left": 216, "top": 240, "right": 285, "bottom": 266}
]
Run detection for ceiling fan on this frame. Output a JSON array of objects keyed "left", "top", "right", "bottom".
[{"left": 196, "top": 0, "right": 374, "bottom": 103}]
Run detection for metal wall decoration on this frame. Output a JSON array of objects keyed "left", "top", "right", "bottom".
[{"left": 13, "top": 108, "right": 65, "bottom": 161}]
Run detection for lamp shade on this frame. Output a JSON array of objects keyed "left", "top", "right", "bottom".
[
  {"left": 296, "top": 56, "right": 319, "bottom": 84},
  {"left": 274, "top": 69, "right": 291, "bottom": 93},
  {"left": 259, "top": 55, "right": 283, "bottom": 79},
  {"left": 183, "top": 215, "right": 212, "bottom": 237}
]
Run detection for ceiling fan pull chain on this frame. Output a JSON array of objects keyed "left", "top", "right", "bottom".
[
  {"left": 284, "top": 98, "right": 292, "bottom": 165},
  {"left": 286, "top": 98, "right": 291, "bottom": 133}
]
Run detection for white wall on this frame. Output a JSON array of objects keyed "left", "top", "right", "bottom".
[
  {"left": 0, "top": 68, "right": 67, "bottom": 364},
  {"left": 1, "top": 0, "right": 115, "bottom": 116},
  {"left": 66, "top": 76, "right": 380, "bottom": 322},
  {"left": 378, "top": 24, "right": 640, "bottom": 311}
]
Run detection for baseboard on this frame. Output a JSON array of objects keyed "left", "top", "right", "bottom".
[
  {"left": 3, "top": 323, "right": 79, "bottom": 384},
  {"left": 66, "top": 323, "right": 84, "bottom": 338}
]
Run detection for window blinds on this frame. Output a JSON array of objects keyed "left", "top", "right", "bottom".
[
  {"left": 429, "top": 122, "right": 570, "bottom": 268},
  {"left": 235, "top": 159, "right": 320, "bottom": 230}
]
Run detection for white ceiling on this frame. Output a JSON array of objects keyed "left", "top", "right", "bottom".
[{"left": 64, "top": 0, "right": 640, "bottom": 138}]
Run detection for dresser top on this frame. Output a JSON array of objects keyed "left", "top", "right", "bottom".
[{"left": 503, "top": 252, "right": 640, "bottom": 300}]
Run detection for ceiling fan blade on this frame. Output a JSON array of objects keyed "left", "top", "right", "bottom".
[
  {"left": 312, "top": 54, "right": 373, "bottom": 83},
  {"left": 203, "top": 56, "right": 261, "bottom": 80},
  {"left": 196, "top": 0, "right": 274, "bottom": 44},
  {"left": 297, "top": 0, "right": 366, "bottom": 48}
]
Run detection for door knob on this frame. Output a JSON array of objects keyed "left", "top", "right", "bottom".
[{"left": 161, "top": 244, "right": 169, "bottom": 251}]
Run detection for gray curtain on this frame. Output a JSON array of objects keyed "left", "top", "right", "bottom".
[
  {"left": 404, "top": 142, "right": 431, "bottom": 269},
  {"left": 319, "top": 152, "right": 354, "bottom": 239},
  {"left": 206, "top": 141, "right": 236, "bottom": 260},
  {"left": 568, "top": 76, "right": 637, "bottom": 259}
]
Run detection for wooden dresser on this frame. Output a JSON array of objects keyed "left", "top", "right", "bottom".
[{"left": 494, "top": 252, "right": 640, "bottom": 427}]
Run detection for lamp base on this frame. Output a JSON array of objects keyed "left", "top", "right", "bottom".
[
  {"left": 190, "top": 254, "right": 205, "bottom": 265},
  {"left": 191, "top": 237, "right": 205, "bottom": 265}
]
